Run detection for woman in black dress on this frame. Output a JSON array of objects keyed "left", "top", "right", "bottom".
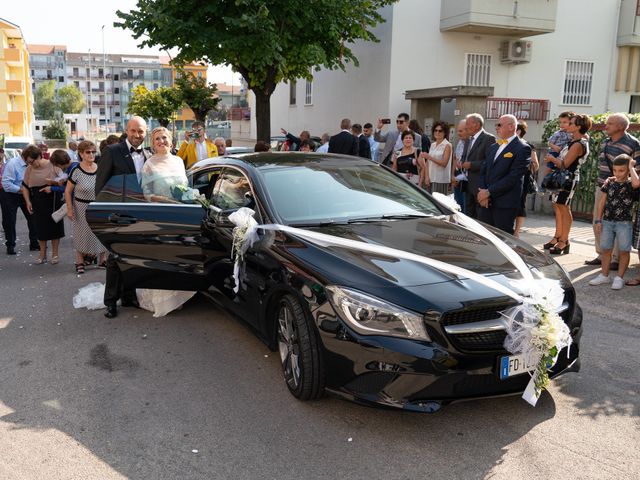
[
  {"left": 21, "top": 147, "right": 66, "bottom": 264},
  {"left": 391, "top": 130, "right": 425, "bottom": 186}
]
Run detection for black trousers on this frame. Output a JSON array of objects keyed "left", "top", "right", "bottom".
[
  {"left": 103, "top": 253, "right": 137, "bottom": 308},
  {"left": 465, "top": 193, "right": 479, "bottom": 219},
  {"left": 0, "top": 191, "right": 38, "bottom": 248},
  {"left": 478, "top": 206, "right": 518, "bottom": 235}
]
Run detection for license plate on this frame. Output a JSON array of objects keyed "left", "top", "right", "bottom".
[{"left": 499, "top": 353, "right": 539, "bottom": 379}]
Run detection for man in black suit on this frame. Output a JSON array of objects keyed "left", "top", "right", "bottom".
[
  {"left": 95, "top": 116, "right": 151, "bottom": 318},
  {"left": 351, "top": 123, "right": 371, "bottom": 159},
  {"left": 477, "top": 114, "right": 531, "bottom": 235},
  {"left": 328, "top": 118, "right": 358, "bottom": 156},
  {"left": 461, "top": 113, "right": 496, "bottom": 219}
]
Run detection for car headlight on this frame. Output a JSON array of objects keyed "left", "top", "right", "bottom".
[
  {"left": 326, "top": 286, "right": 430, "bottom": 341},
  {"left": 534, "top": 260, "right": 571, "bottom": 283}
]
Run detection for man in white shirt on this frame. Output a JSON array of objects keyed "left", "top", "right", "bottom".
[
  {"left": 316, "top": 133, "right": 330, "bottom": 153},
  {"left": 363, "top": 123, "right": 379, "bottom": 162},
  {"left": 67, "top": 141, "right": 79, "bottom": 162}
]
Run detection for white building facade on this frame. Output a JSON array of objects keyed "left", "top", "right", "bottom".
[{"left": 263, "top": 0, "right": 640, "bottom": 143}]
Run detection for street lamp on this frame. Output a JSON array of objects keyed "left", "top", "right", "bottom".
[
  {"left": 88, "top": 49, "right": 92, "bottom": 132},
  {"left": 102, "top": 25, "right": 108, "bottom": 134}
]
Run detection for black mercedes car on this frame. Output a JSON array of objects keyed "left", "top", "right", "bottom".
[{"left": 87, "top": 153, "right": 582, "bottom": 412}]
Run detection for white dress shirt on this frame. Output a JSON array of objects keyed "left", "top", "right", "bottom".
[
  {"left": 196, "top": 140, "right": 208, "bottom": 161},
  {"left": 468, "top": 128, "right": 486, "bottom": 152},
  {"left": 126, "top": 140, "right": 146, "bottom": 181}
]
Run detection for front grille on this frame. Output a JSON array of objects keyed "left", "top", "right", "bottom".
[
  {"left": 441, "top": 304, "right": 516, "bottom": 327},
  {"left": 448, "top": 331, "right": 507, "bottom": 351}
]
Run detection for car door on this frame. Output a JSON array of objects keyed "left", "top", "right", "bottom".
[
  {"left": 87, "top": 173, "right": 210, "bottom": 292},
  {"left": 200, "top": 167, "right": 266, "bottom": 327}
]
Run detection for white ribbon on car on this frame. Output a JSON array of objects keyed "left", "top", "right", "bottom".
[{"left": 227, "top": 192, "right": 571, "bottom": 406}]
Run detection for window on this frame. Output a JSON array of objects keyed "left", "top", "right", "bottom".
[
  {"left": 47, "top": 70, "right": 52, "bottom": 79},
  {"left": 99, "top": 81, "right": 104, "bottom": 90},
  {"left": 58, "top": 76, "right": 64, "bottom": 83},
  {"left": 74, "top": 81, "right": 80, "bottom": 88},
  {"left": 73, "top": 67, "right": 79, "bottom": 77},
  {"left": 289, "top": 80, "right": 297, "bottom": 106},
  {"left": 114, "top": 87, "right": 120, "bottom": 94},
  {"left": 305, "top": 77, "right": 313, "bottom": 105},
  {"left": 139, "top": 69, "right": 144, "bottom": 78},
  {"left": 562, "top": 60, "right": 594, "bottom": 105},
  {"left": 100, "top": 108, "right": 105, "bottom": 115},
  {"left": 464, "top": 53, "right": 491, "bottom": 87},
  {"left": 98, "top": 68, "right": 104, "bottom": 78},
  {"left": 212, "top": 169, "right": 253, "bottom": 211},
  {"left": 35, "top": 125, "right": 40, "bottom": 130},
  {"left": 115, "top": 111, "right": 121, "bottom": 117},
  {"left": 114, "top": 74, "right": 119, "bottom": 81},
  {"left": 30, "top": 69, "right": 34, "bottom": 76},
  {"left": 153, "top": 70, "right": 159, "bottom": 80},
  {"left": 127, "top": 69, "right": 133, "bottom": 78},
  {"left": 86, "top": 68, "right": 90, "bottom": 77},
  {"left": 197, "top": 71, "right": 203, "bottom": 78},
  {"left": 153, "top": 83, "right": 159, "bottom": 90}
]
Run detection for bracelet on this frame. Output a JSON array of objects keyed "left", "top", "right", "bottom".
[{"left": 594, "top": 220, "right": 602, "bottom": 224}]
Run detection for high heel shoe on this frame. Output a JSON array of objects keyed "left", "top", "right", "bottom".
[
  {"left": 549, "top": 240, "right": 570, "bottom": 255},
  {"left": 543, "top": 237, "right": 559, "bottom": 249}
]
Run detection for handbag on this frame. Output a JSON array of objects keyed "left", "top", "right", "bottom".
[
  {"left": 51, "top": 203, "right": 67, "bottom": 223},
  {"left": 526, "top": 172, "right": 538, "bottom": 194},
  {"left": 541, "top": 169, "right": 574, "bottom": 192}
]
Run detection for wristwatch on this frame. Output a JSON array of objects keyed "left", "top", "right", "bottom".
[{"left": 594, "top": 220, "right": 602, "bottom": 224}]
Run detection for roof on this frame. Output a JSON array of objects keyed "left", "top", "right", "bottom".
[
  {"left": 28, "top": 44, "right": 66, "bottom": 54},
  {"left": 192, "top": 152, "right": 374, "bottom": 170}
]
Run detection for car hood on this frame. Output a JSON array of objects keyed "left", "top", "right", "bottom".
[{"left": 285, "top": 216, "right": 557, "bottom": 288}]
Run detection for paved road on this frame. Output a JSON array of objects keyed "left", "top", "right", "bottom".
[{"left": 0, "top": 216, "right": 638, "bottom": 480}]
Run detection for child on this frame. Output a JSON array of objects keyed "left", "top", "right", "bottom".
[
  {"left": 545, "top": 111, "right": 574, "bottom": 171},
  {"left": 589, "top": 154, "right": 640, "bottom": 289}
]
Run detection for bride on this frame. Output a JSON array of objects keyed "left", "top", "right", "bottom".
[{"left": 138, "top": 127, "right": 196, "bottom": 316}]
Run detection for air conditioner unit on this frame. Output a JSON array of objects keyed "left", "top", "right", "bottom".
[{"left": 500, "top": 40, "right": 532, "bottom": 64}]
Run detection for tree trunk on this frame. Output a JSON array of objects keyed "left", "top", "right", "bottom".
[{"left": 253, "top": 88, "right": 271, "bottom": 142}]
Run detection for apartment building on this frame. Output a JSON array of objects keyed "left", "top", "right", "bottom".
[
  {"left": 28, "top": 44, "right": 67, "bottom": 94},
  {"left": 0, "top": 18, "right": 33, "bottom": 138},
  {"left": 264, "top": 0, "right": 640, "bottom": 143}
]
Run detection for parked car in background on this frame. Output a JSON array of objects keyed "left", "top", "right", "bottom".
[
  {"left": 3, "top": 136, "right": 33, "bottom": 150},
  {"left": 87, "top": 153, "right": 582, "bottom": 412}
]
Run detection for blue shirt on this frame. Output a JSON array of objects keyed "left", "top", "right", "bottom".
[
  {"left": 51, "top": 161, "right": 79, "bottom": 193},
  {"left": 1, "top": 156, "right": 28, "bottom": 194}
]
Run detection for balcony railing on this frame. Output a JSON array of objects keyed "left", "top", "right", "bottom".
[
  {"left": 4, "top": 47, "right": 23, "bottom": 66},
  {"left": 485, "top": 97, "right": 550, "bottom": 122},
  {"left": 6, "top": 79, "right": 24, "bottom": 95},
  {"left": 229, "top": 107, "right": 251, "bottom": 121}
]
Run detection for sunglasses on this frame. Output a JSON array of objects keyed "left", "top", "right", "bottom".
[{"left": 83, "top": 151, "right": 97, "bottom": 155}]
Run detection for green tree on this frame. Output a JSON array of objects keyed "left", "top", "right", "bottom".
[
  {"left": 116, "top": 0, "right": 398, "bottom": 141},
  {"left": 175, "top": 68, "right": 221, "bottom": 122},
  {"left": 126, "top": 84, "right": 183, "bottom": 127},
  {"left": 56, "top": 84, "right": 85, "bottom": 114},
  {"left": 42, "top": 113, "right": 68, "bottom": 140},
  {"left": 34, "top": 80, "right": 56, "bottom": 120}
]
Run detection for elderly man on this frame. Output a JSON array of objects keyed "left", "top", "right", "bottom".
[
  {"left": 177, "top": 121, "right": 218, "bottom": 168},
  {"left": 214, "top": 137, "right": 226, "bottom": 156},
  {"left": 477, "top": 114, "right": 531, "bottom": 234},
  {"left": 67, "top": 141, "right": 79, "bottom": 162},
  {"left": 461, "top": 113, "right": 496, "bottom": 218},
  {"left": 95, "top": 116, "right": 152, "bottom": 318},
  {"left": 589, "top": 113, "right": 640, "bottom": 284},
  {"left": 452, "top": 119, "right": 469, "bottom": 213}
]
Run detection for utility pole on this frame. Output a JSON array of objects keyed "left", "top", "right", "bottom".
[
  {"left": 102, "top": 25, "right": 108, "bottom": 134},
  {"left": 88, "top": 49, "right": 92, "bottom": 132}
]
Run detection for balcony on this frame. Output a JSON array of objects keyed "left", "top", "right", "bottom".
[
  {"left": 617, "top": 0, "right": 640, "bottom": 46},
  {"left": 8, "top": 111, "right": 25, "bottom": 124},
  {"left": 485, "top": 97, "right": 550, "bottom": 121},
  {"left": 6, "top": 79, "right": 25, "bottom": 95},
  {"left": 440, "top": 0, "right": 557, "bottom": 37},
  {"left": 4, "top": 47, "right": 23, "bottom": 66}
]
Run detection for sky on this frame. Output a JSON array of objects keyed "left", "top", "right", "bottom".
[{"left": 1, "top": 0, "right": 240, "bottom": 85}]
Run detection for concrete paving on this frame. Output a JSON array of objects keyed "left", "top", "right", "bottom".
[{"left": 0, "top": 214, "right": 638, "bottom": 480}]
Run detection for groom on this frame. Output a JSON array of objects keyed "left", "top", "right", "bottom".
[{"left": 95, "top": 116, "right": 151, "bottom": 318}]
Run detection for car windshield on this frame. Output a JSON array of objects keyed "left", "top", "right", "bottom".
[{"left": 259, "top": 161, "right": 445, "bottom": 225}]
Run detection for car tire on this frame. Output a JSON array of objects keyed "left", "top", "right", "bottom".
[{"left": 276, "top": 294, "right": 325, "bottom": 400}]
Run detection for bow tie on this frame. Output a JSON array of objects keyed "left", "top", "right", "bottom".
[
  {"left": 130, "top": 146, "right": 143, "bottom": 154},
  {"left": 497, "top": 139, "right": 509, "bottom": 145}
]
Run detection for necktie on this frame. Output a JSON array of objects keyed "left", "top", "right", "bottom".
[
  {"left": 130, "top": 146, "right": 143, "bottom": 154},
  {"left": 497, "top": 139, "right": 509, "bottom": 145}
]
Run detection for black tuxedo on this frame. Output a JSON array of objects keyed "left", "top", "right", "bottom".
[
  {"left": 95, "top": 141, "right": 151, "bottom": 308},
  {"left": 95, "top": 142, "right": 151, "bottom": 194},
  {"left": 464, "top": 130, "right": 496, "bottom": 218},
  {"left": 357, "top": 135, "right": 371, "bottom": 159},
  {"left": 328, "top": 131, "right": 358, "bottom": 156},
  {"left": 477, "top": 137, "right": 531, "bottom": 234}
]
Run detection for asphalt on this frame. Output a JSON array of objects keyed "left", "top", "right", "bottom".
[{"left": 0, "top": 213, "right": 638, "bottom": 480}]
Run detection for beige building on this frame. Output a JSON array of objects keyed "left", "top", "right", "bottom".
[{"left": 0, "top": 18, "right": 33, "bottom": 138}]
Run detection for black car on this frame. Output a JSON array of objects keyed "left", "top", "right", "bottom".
[{"left": 87, "top": 153, "right": 582, "bottom": 412}]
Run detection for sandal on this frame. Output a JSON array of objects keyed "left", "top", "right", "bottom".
[
  {"left": 543, "top": 237, "right": 559, "bottom": 249},
  {"left": 34, "top": 257, "right": 47, "bottom": 265},
  {"left": 98, "top": 261, "right": 107, "bottom": 268},
  {"left": 75, "top": 263, "right": 85, "bottom": 274},
  {"left": 625, "top": 278, "right": 640, "bottom": 286},
  {"left": 50, "top": 256, "right": 59, "bottom": 265}
]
